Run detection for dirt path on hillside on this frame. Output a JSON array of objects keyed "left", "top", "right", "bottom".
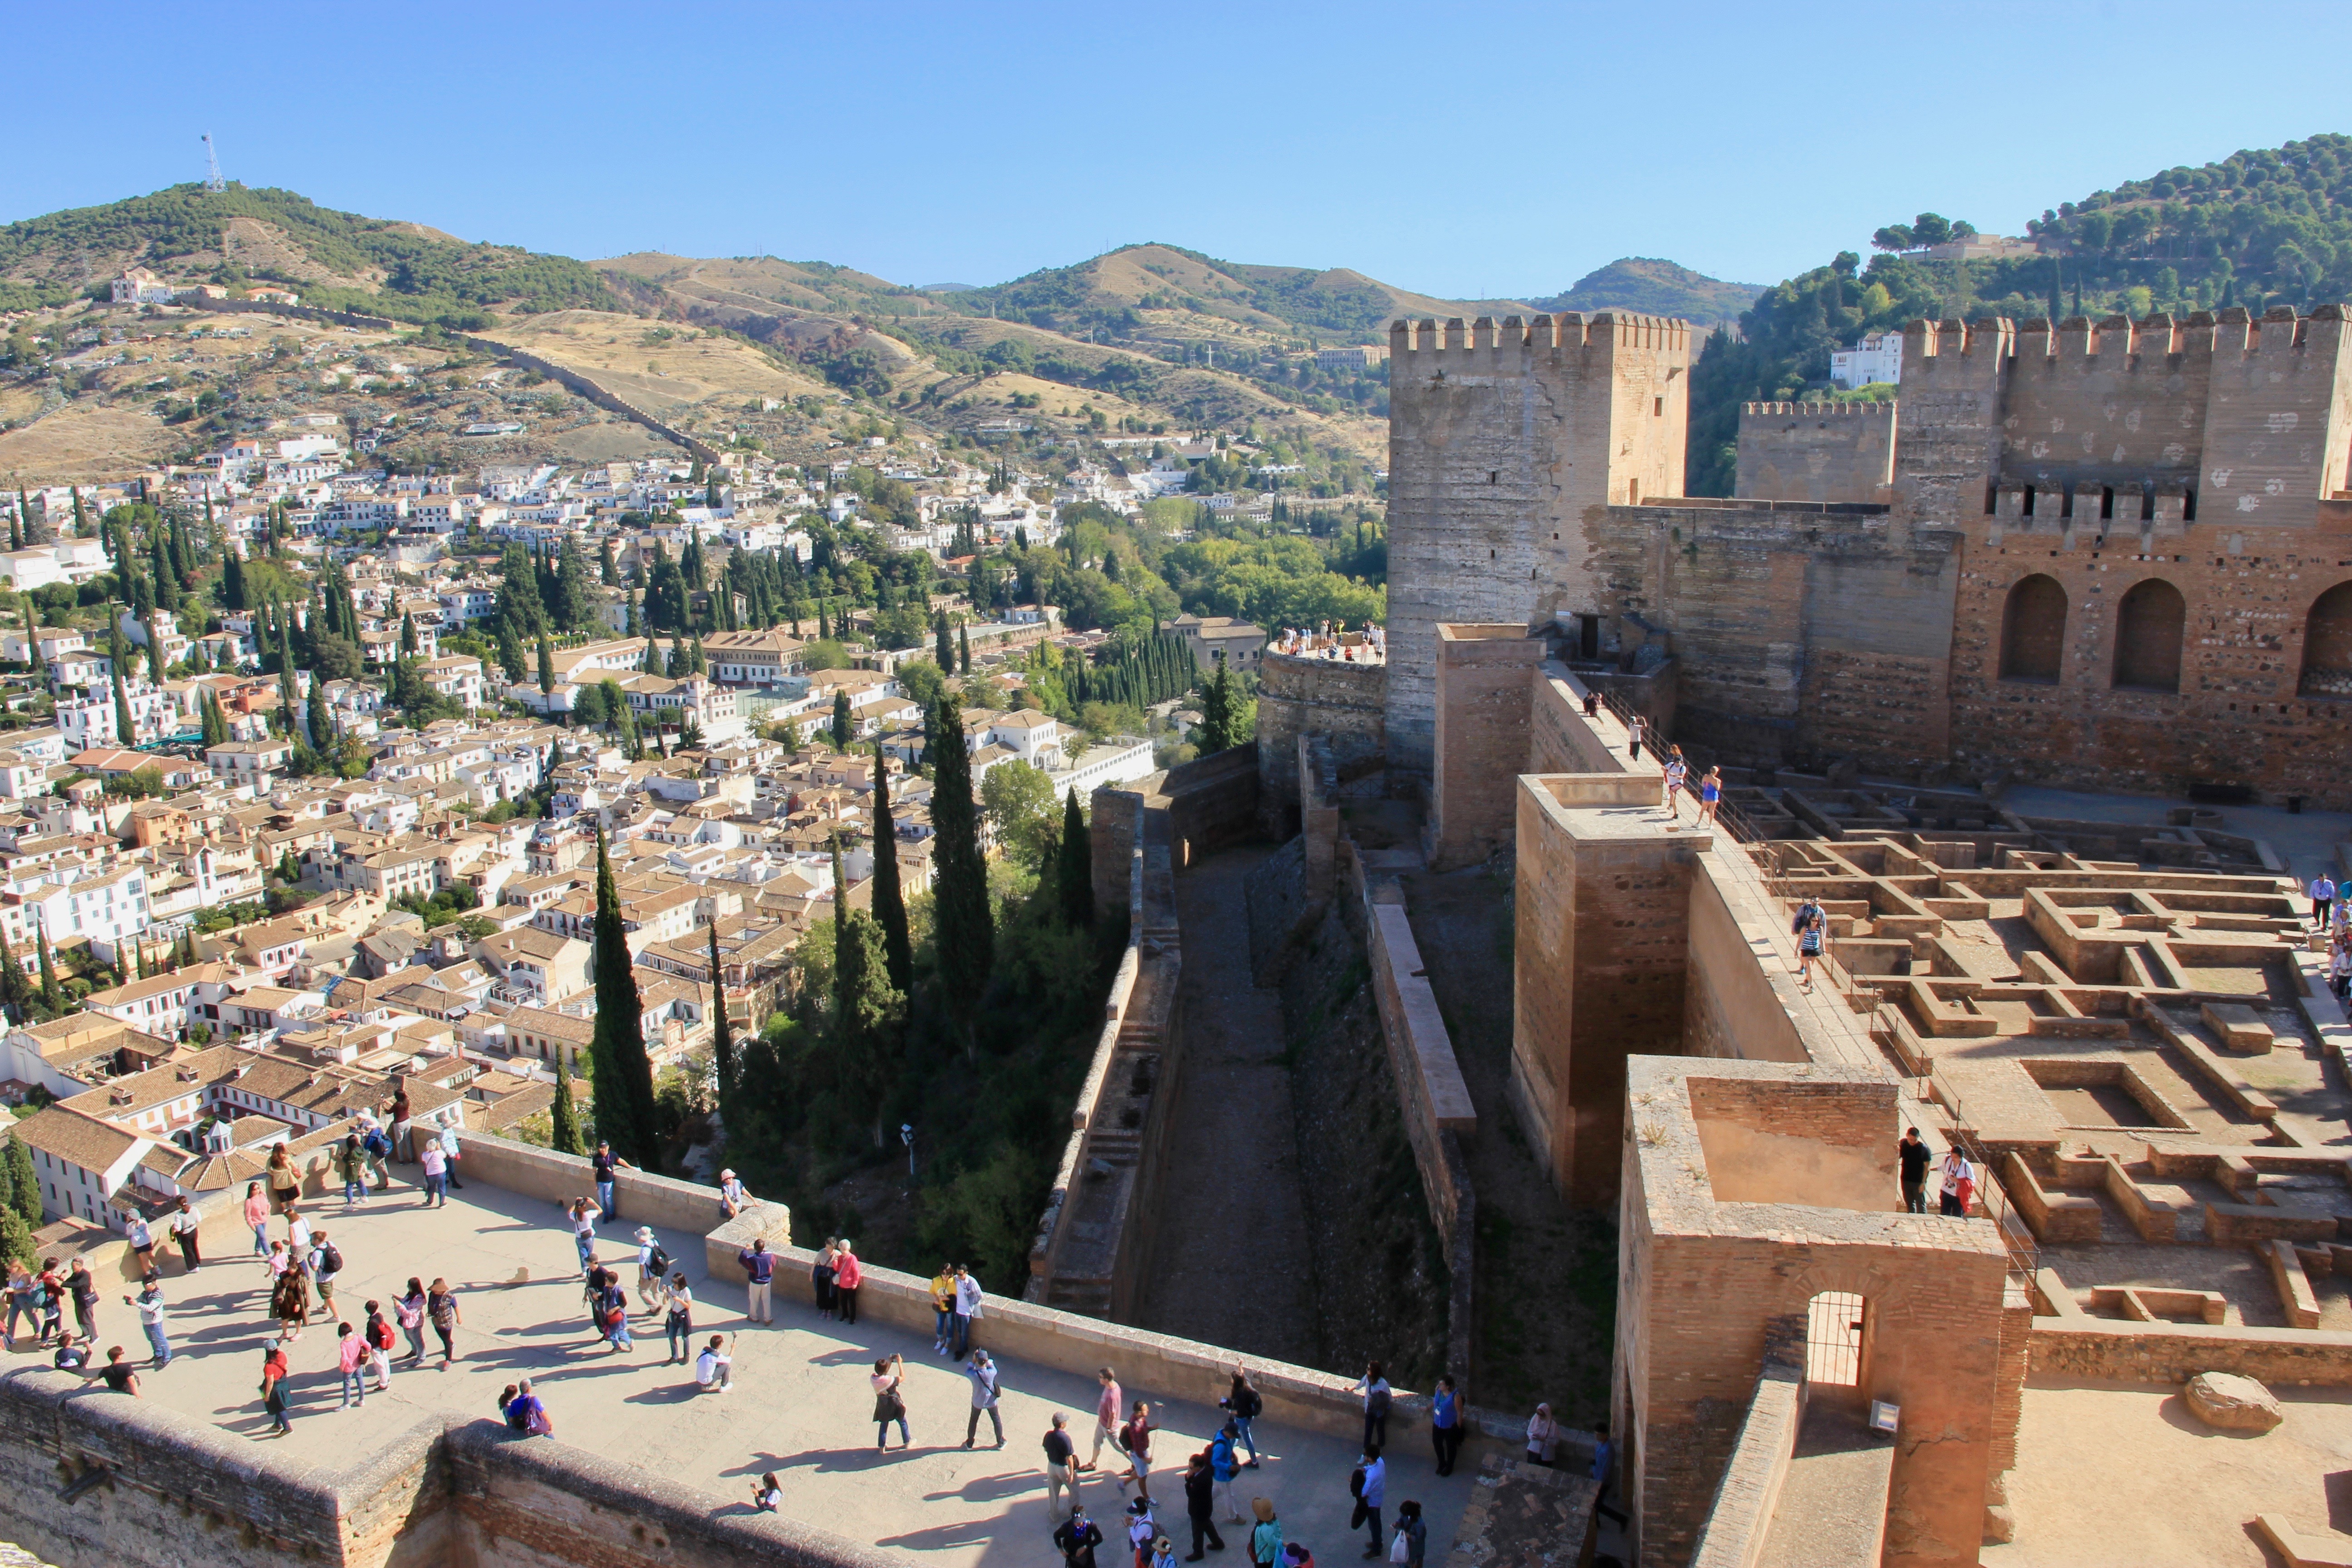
[
  {"left": 1404, "top": 862, "right": 1618, "bottom": 1423},
  {"left": 1131, "top": 845, "right": 1318, "bottom": 1366}
]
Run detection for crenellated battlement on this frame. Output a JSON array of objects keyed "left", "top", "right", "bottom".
[
  {"left": 1900, "top": 303, "right": 2350, "bottom": 367},
  {"left": 1740, "top": 400, "right": 1896, "bottom": 419},
  {"left": 1389, "top": 311, "right": 1690, "bottom": 355}
]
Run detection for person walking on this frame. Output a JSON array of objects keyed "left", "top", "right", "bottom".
[
  {"left": 286, "top": 1206, "right": 313, "bottom": 1267},
  {"left": 739, "top": 1236, "right": 775, "bottom": 1323},
  {"left": 271, "top": 1258, "right": 312, "bottom": 1343},
  {"left": 1083, "top": 1367, "right": 1125, "bottom": 1473},
  {"left": 833, "top": 1240, "right": 864, "bottom": 1325},
  {"left": 1043, "top": 1413, "right": 1081, "bottom": 1521},
  {"left": 395, "top": 1278, "right": 428, "bottom": 1364},
  {"left": 1125, "top": 1497, "right": 1159, "bottom": 1568},
  {"left": 2314, "top": 872, "right": 2337, "bottom": 931},
  {"left": 98, "top": 1344, "right": 141, "bottom": 1396},
  {"left": 362, "top": 1300, "right": 395, "bottom": 1392},
  {"left": 1248, "top": 1499, "right": 1283, "bottom": 1568},
  {"left": 1661, "top": 745, "right": 1688, "bottom": 817},
  {"left": 335, "top": 1134, "right": 369, "bottom": 1207},
  {"left": 309, "top": 1232, "right": 343, "bottom": 1321},
  {"left": 1627, "top": 713, "right": 1647, "bottom": 760},
  {"left": 1182, "top": 1450, "right": 1225, "bottom": 1560},
  {"left": 244, "top": 1182, "right": 271, "bottom": 1260},
  {"left": 1794, "top": 901, "right": 1827, "bottom": 992},
  {"left": 127, "top": 1275, "right": 170, "bottom": 1368},
  {"left": 591, "top": 1141, "right": 629, "bottom": 1222},
  {"left": 418, "top": 1137, "right": 449, "bottom": 1207},
  {"left": 1899, "top": 1127, "right": 1931, "bottom": 1214},
  {"left": 335, "top": 1321, "right": 368, "bottom": 1408},
  {"left": 1939, "top": 1145, "right": 1976, "bottom": 1217},
  {"left": 65, "top": 1257, "right": 98, "bottom": 1345},
  {"left": 931, "top": 1262, "right": 958, "bottom": 1355},
  {"left": 693, "top": 1333, "right": 734, "bottom": 1393},
  {"left": 33, "top": 1258, "right": 59, "bottom": 1346},
  {"left": 1429, "top": 1375, "right": 1463, "bottom": 1477},
  {"left": 2, "top": 1260, "right": 34, "bottom": 1349},
  {"left": 266, "top": 1145, "right": 301, "bottom": 1215},
  {"left": 1524, "top": 1403, "right": 1559, "bottom": 1466},
  {"left": 1055, "top": 1503, "right": 1106, "bottom": 1568},
  {"left": 812, "top": 1238, "right": 839, "bottom": 1319},
  {"left": 1352, "top": 1362, "right": 1392, "bottom": 1452},
  {"left": 1698, "top": 765, "right": 1723, "bottom": 827},
  {"left": 953, "top": 1264, "right": 983, "bottom": 1358},
  {"left": 663, "top": 1273, "right": 696, "bottom": 1364},
  {"left": 1389, "top": 1501, "right": 1426, "bottom": 1568},
  {"left": 568, "top": 1198, "right": 601, "bottom": 1277},
  {"left": 1225, "top": 1365, "right": 1263, "bottom": 1467},
  {"left": 632, "top": 1227, "right": 670, "bottom": 1312},
  {"left": 1349, "top": 1447, "right": 1385, "bottom": 1559},
  {"left": 168, "top": 1195, "right": 201, "bottom": 1271},
  {"left": 1119, "top": 1401, "right": 1156, "bottom": 1503},
  {"left": 872, "top": 1352, "right": 909, "bottom": 1450},
  {"left": 964, "top": 1348, "right": 1004, "bottom": 1448},
  {"left": 427, "top": 1278, "right": 460, "bottom": 1364},
  {"left": 436, "top": 1122, "right": 465, "bottom": 1190},
  {"left": 124, "top": 1210, "right": 157, "bottom": 1278},
  {"left": 595, "top": 1270, "right": 633, "bottom": 1353},
  {"left": 259, "top": 1344, "right": 292, "bottom": 1435}
]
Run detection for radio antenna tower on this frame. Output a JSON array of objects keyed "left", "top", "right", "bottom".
[{"left": 201, "top": 133, "right": 226, "bottom": 193}]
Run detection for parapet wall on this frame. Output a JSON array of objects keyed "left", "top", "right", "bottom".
[
  {"left": 1255, "top": 650, "right": 1386, "bottom": 834},
  {"left": 1735, "top": 400, "right": 1897, "bottom": 506}
]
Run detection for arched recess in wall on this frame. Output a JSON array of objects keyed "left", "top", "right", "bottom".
[
  {"left": 2298, "top": 582, "right": 2352, "bottom": 698},
  {"left": 1998, "top": 575, "right": 2067, "bottom": 683},
  {"left": 2112, "top": 578, "right": 2186, "bottom": 694}
]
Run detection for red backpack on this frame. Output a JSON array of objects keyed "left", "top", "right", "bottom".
[{"left": 370, "top": 1317, "right": 394, "bottom": 1351}]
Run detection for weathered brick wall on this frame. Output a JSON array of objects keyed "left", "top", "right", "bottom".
[
  {"left": 1090, "top": 786, "right": 1143, "bottom": 921},
  {"left": 1430, "top": 627, "right": 1548, "bottom": 870},
  {"left": 1386, "top": 313, "right": 1690, "bottom": 772},
  {"left": 2028, "top": 1319, "right": 2352, "bottom": 1384},
  {"left": 1161, "top": 745, "right": 1259, "bottom": 864},
  {"left": 1254, "top": 651, "right": 1385, "bottom": 833},
  {"left": 1682, "top": 858, "right": 1808, "bottom": 1067},
  {"left": 1736, "top": 401, "right": 1897, "bottom": 505}
]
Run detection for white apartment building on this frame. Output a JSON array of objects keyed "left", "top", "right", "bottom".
[{"left": 1831, "top": 330, "right": 1904, "bottom": 389}]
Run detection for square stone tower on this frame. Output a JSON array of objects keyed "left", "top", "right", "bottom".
[{"left": 1383, "top": 312, "right": 1690, "bottom": 773}]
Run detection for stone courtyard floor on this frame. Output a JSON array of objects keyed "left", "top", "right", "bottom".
[{"left": 13, "top": 1178, "right": 1475, "bottom": 1566}]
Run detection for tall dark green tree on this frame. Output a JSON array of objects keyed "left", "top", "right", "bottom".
[
  {"left": 200, "top": 688, "right": 228, "bottom": 748},
  {"left": 1199, "top": 652, "right": 1247, "bottom": 754},
  {"left": 306, "top": 678, "right": 333, "bottom": 750},
  {"left": 108, "top": 614, "right": 134, "bottom": 745},
  {"left": 869, "top": 748, "right": 913, "bottom": 990},
  {"left": 5, "top": 1132, "right": 34, "bottom": 1236},
  {"left": 830, "top": 689, "right": 853, "bottom": 750},
  {"left": 399, "top": 611, "right": 419, "bottom": 657},
  {"left": 549, "top": 1050, "right": 588, "bottom": 1156},
  {"left": 496, "top": 617, "right": 526, "bottom": 683},
  {"left": 934, "top": 611, "right": 954, "bottom": 668},
  {"left": 959, "top": 623, "right": 971, "bottom": 674},
  {"left": 928, "top": 695, "right": 993, "bottom": 1024},
  {"left": 221, "top": 551, "right": 247, "bottom": 612},
  {"left": 0, "top": 929, "right": 32, "bottom": 1025},
  {"left": 35, "top": 929, "right": 60, "bottom": 1017},
  {"left": 707, "top": 921, "right": 737, "bottom": 1131},
  {"left": 587, "top": 829, "right": 660, "bottom": 1169},
  {"left": 538, "top": 632, "right": 556, "bottom": 694},
  {"left": 1057, "top": 788, "right": 1093, "bottom": 929}
]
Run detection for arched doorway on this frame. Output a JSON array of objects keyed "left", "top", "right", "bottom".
[
  {"left": 2299, "top": 582, "right": 2352, "bottom": 698},
  {"left": 1999, "top": 575, "right": 2066, "bottom": 683},
  {"left": 2112, "top": 578, "right": 2185, "bottom": 693},
  {"left": 1805, "top": 1290, "right": 1865, "bottom": 1386}
]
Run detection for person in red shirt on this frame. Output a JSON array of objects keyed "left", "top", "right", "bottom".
[{"left": 260, "top": 1345, "right": 292, "bottom": 1435}]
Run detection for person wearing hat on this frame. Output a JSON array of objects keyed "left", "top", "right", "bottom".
[
  {"left": 1125, "top": 1495, "right": 1158, "bottom": 1568},
  {"left": 1249, "top": 1499, "right": 1283, "bottom": 1568},
  {"left": 1054, "top": 1502, "right": 1105, "bottom": 1568},
  {"left": 718, "top": 1169, "right": 750, "bottom": 1220},
  {"left": 633, "top": 1227, "right": 671, "bottom": 1312},
  {"left": 1150, "top": 1533, "right": 1180, "bottom": 1568}
]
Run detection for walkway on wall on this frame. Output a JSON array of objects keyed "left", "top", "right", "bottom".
[{"left": 1131, "top": 843, "right": 1319, "bottom": 1365}]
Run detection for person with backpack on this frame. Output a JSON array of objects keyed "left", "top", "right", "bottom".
[
  {"left": 259, "top": 1344, "right": 293, "bottom": 1436},
  {"left": 1352, "top": 1362, "right": 1392, "bottom": 1452},
  {"left": 359, "top": 1120, "right": 392, "bottom": 1189},
  {"left": 1208, "top": 1421, "right": 1244, "bottom": 1524},
  {"left": 1793, "top": 899, "right": 1827, "bottom": 991},
  {"left": 426, "top": 1278, "right": 460, "bottom": 1364},
  {"left": 597, "top": 1274, "right": 633, "bottom": 1353},
  {"left": 663, "top": 1272, "right": 696, "bottom": 1363},
  {"left": 335, "top": 1320, "right": 368, "bottom": 1408},
  {"left": 739, "top": 1236, "right": 775, "bottom": 1323},
  {"left": 504, "top": 1379, "right": 550, "bottom": 1436},
  {"left": 1388, "top": 1501, "right": 1426, "bottom": 1568},
  {"left": 395, "top": 1278, "right": 428, "bottom": 1364},
  {"left": 1349, "top": 1446, "right": 1386, "bottom": 1559},
  {"left": 1118, "top": 1400, "right": 1156, "bottom": 1503},
  {"left": 1055, "top": 1502, "right": 1106, "bottom": 1568},
  {"left": 335, "top": 1135, "right": 369, "bottom": 1207},
  {"left": 633, "top": 1228, "right": 671, "bottom": 1311},
  {"left": 1123, "top": 1496, "right": 1158, "bottom": 1568},
  {"left": 362, "top": 1299, "right": 395, "bottom": 1392},
  {"left": 308, "top": 1232, "right": 344, "bottom": 1319},
  {"left": 1248, "top": 1499, "right": 1283, "bottom": 1568},
  {"left": 1225, "top": 1364, "right": 1264, "bottom": 1467},
  {"left": 1181, "top": 1449, "right": 1225, "bottom": 1560},
  {"left": 964, "top": 1348, "right": 1004, "bottom": 1449}
]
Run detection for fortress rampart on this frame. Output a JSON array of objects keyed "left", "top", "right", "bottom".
[{"left": 1735, "top": 401, "right": 1896, "bottom": 507}]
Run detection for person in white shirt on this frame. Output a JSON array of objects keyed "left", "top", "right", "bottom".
[
  {"left": 1938, "top": 1148, "right": 1975, "bottom": 1217},
  {"left": 717, "top": 1169, "right": 750, "bottom": 1220},
  {"left": 694, "top": 1333, "right": 734, "bottom": 1393}
]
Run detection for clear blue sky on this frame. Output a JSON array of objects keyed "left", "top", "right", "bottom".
[{"left": 8, "top": 0, "right": 2345, "bottom": 301}]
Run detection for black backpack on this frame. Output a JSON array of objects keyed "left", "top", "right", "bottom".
[
  {"left": 1234, "top": 1387, "right": 1262, "bottom": 1420},
  {"left": 320, "top": 1243, "right": 343, "bottom": 1276},
  {"left": 647, "top": 1245, "right": 671, "bottom": 1275}
]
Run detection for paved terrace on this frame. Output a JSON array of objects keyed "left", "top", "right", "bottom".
[{"left": 20, "top": 1147, "right": 1478, "bottom": 1567}]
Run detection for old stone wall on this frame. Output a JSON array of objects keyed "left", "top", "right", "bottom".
[
  {"left": 1736, "top": 402, "right": 1897, "bottom": 505},
  {"left": 1430, "top": 627, "right": 1549, "bottom": 870},
  {"left": 1254, "top": 651, "right": 1385, "bottom": 834},
  {"left": 1089, "top": 786, "right": 1142, "bottom": 921},
  {"left": 1384, "top": 313, "right": 1690, "bottom": 772},
  {"left": 1160, "top": 745, "right": 1260, "bottom": 867}
]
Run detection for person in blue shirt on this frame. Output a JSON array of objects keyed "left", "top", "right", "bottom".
[{"left": 1429, "top": 1375, "right": 1463, "bottom": 1476}]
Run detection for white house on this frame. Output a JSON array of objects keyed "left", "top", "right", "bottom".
[{"left": 1830, "top": 331, "right": 1903, "bottom": 389}]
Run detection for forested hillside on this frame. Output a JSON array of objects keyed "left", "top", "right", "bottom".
[{"left": 1685, "top": 132, "right": 2352, "bottom": 494}]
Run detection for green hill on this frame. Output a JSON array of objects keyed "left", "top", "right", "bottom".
[
  {"left": 1529, "top": 258, "right": 1761, "bottom": 323},
  {"left": 0, "top": 183, "right": 616, "bottom": 327},
  {"left": 1685, "top": 130, "right": 2352, "bottom": 495}
]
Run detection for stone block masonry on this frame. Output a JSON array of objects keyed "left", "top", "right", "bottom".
[
  {"left": 1384, "top": 312, "right": 1690, "bottom": 774},
  {"left": 1255, "top": 649, "right": 1385, "bottom": 836},
  {"left": 1736, "top": 401, "right": 1897, "bottom": 507}
]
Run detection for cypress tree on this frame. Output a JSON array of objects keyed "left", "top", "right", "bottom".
[
  {"left": 36, "top": 929, "right": 60, "bottom": 1017},
  {"left": 307, "top": 678, "right": 333, "bottom": 751},
  {"left": 549, "top": 1050, "right": 588, "bottom": 1156},
  {"left": 222, "top": 552, "right": 246, "bottom": 612},
  {"left": 831, "top": 837, "right": 852, "bottom": 993},
  {"left": 538, "top": 632, "right": 556, "bottom": 694},
  {"left": 200, "top": 688, "right": 227, "bottom": 748},
  {"left": 400, "top": 612, "right": 419, "bottom": 656},
  {"left": 0, "top": 928, "right": 31, "bottom": 1025},
  {"left": 1058, "top": 787, "right": 1093, "bottom": 928},
  {"left": 707, "top": 921, "right": 736, "bottom": 1132},
  {"left": 145, "top": 611, "right": 167, "bottom": 684},
  {"left": 959, "top": 623, "right": 970, "bottom": 675},
  {"left": 6, "top": 511, "right": 17, "bottom": 553},
  {"left": 869, "top": 747, "right": 912, "bottom": 990},
  {"left": 587, "top": 829, "right": 660, "bottom": 1169},
  {"left": 928, "top": 696, "right": 993, "bottom": 1022},
  {"left": 935, "top": 612, "right": 954, "bottom": 668},
  {"left": 831, "top": 689, "right": 852, "bottom": 750},
  {"left": 109, "top": 615, "right": 135, "bottom": 745}
]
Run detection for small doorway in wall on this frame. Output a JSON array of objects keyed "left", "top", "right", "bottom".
[
  {"left": 1577, "top": 614, "right": 1601, "bottom": 661},
  {"left": 1805, "top": 1290, "right": 1865, "bottom": 1386}
]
